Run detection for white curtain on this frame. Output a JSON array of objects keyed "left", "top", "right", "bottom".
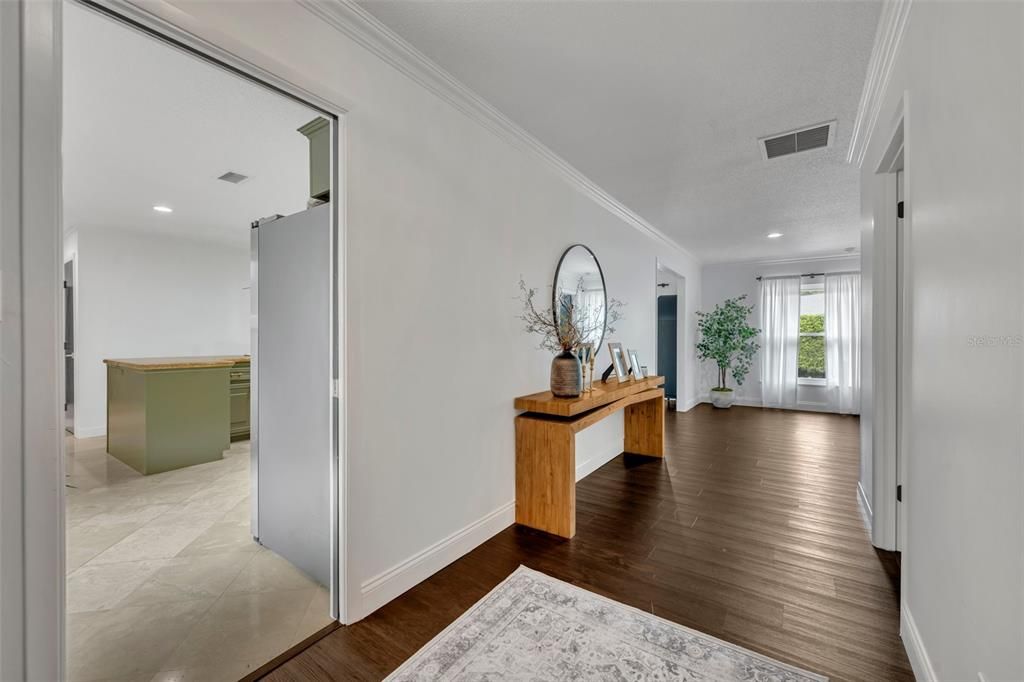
[
  {"left": 760, "top": 277, "right": 800, "bottom": 409},
  {"left": 577, "top": 288, "right": 606, "bottom": 341},
  {"left": 825, "top": 273, "right": 861, "bottom": 414}
]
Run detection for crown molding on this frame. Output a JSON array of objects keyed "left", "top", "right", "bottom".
[
  {"left": 847, "top": 0, "right": 913, "bottom": 168},
  {"left": 705, "top": 251, "right": 861, "bottom": 268},
  {"left": 297, "top": 0, "right": 698, "bottom": 263}
]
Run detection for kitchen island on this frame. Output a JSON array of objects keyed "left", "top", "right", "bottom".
[{"left": 104, "top": 355, "right": 250, "bottom": 475}]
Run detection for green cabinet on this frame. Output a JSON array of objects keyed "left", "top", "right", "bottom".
[
  {"left": 229, "top": 361, "right": 250, "bottom": 441},
  {"left": 106, "top": 362, "right": 231, "bottom": 475},
  {"left": 104, "top": 356, "right": 250, "bottom": 475}
]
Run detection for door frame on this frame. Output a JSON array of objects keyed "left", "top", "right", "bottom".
[
  {"left": 1, "top": 1, "right": 64, "bottom": 678},
  {"left": 3, "top": 1, "right": 351, "bottom": 676},
  {"left": 868, "top": 94, "right": 909, "bottom": 553},
  {"left": 654, "top": 259, "right": 687, "bottom": 410}
]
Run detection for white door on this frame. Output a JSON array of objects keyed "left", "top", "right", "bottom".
[{"left": 251, "top": 203, "right": 333, "bottom": 588}]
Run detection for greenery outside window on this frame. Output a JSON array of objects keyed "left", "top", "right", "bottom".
[{"left": 798, "top": 281, "right": 825, "bottom": 384}]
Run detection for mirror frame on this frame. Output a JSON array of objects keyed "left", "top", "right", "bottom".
[{"left": 551, "top": 243, "right": 609, "bottom": 351}]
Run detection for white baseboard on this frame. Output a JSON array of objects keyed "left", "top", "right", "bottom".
[
  {"left": 697, "top": 397, "right": 761, "bottom": 408},
  {"left": 857, "top": 480, "right": 873, "bottom": 536},
  {"left": 70, "top": 425, "right": 105, "bottom": 438},
  {"left": 677, "top": 395, "right": 701, "bottom": 412},
  {"left": 357, "top": 500, "right": 515, "bottom": 620},
  {"left": 694, "top": 398, "right": 861, "bottom": 416},
  {"left": 901, "top": 602, "right": 937, "bottom": 681}
]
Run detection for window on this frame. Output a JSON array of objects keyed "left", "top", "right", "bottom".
[{"left": 798, "top": 280, "right": 825, "bottom": 384}]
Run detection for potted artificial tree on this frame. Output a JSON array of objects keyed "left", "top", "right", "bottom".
[{"left": 696, "top": 295, "right": 760, "bottom": 408}]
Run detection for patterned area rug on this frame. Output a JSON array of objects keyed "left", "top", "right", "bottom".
[{"left": 386, "top": 566, "right": 827, "bottom": 681}]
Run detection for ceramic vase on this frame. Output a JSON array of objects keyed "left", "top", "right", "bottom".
[{"left": 550, "top": 350, "right": 583, "bottom": 398}]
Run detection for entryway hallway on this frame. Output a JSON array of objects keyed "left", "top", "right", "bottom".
[{"left": 263, "top": 406, "right": 910, "bottom": 681}]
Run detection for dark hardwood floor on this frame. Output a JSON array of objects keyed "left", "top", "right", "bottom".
[{"left": 262, "top": 405, "right": 913, "bottom": 681}]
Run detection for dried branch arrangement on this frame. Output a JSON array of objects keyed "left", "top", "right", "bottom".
[{"left": 517, "top": 277, "right": 624, "bottom": 355}]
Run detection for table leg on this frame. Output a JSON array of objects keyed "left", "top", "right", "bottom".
[
  {"left": 624, "top": 391, "right": 665, "bottom": 457},
  {"left": 515, "top": 416, "right": 575, "bottom": 538}
]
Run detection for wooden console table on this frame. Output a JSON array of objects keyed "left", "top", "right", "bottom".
[{"left": 514, "top": 376, "right": 665, "bottom": 538}]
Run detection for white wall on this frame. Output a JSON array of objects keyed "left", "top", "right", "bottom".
[
  {"left": 858, "top": 2, "right": 1023, "bottom": 679},
  {"left": 64, "top": 227, "right": 250, "bottom": 437},
  {"left": 134, "top": 0, "right": 703, "bottom": 621},
  {"left": 700, "top": 256, "right": 860, "bottom": 409}
]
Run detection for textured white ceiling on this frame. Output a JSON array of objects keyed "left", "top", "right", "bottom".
[
  {"left": 357, "top": 0, "right": 881, "bottom": 263},
  {"left": 63, "top": 2, "right": 318, "bottom": 247}
]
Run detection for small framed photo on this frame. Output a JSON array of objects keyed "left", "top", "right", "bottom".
[
  {"left": 578, "top": 343, "right": 594, "bottom": 365},
  {"left": 627, "top": 349, "right": 644, "bottom": 378},
  {"left": 608, "top": 342, "right": 629, "bottom": 381}
]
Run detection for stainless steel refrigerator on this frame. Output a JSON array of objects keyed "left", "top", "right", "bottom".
[{"left": 250, "top": 202, "right": 335, "bottom": 592}]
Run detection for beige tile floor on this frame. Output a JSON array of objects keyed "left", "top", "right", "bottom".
[{"left": 66, "top": 436, "right": 332, "bottom": 682}]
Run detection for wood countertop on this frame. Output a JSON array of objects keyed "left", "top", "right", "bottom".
[
  {"left": 104, "top": 356, "right": 250, "bottom": 371},
  {"left": 514, "top": 375, "right": 664, "bottom": 417}
]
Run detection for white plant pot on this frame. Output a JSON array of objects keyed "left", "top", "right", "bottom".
[{"left": 710, "top": 389, "right": 735, "bottom": 408}]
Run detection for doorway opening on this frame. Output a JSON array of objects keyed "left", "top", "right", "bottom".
[
  {"left": 61, "top": 2, "right": 341, "bottom": 679},
  {"left": 656, "top": 263, "right": 686, "bottom": 410}
]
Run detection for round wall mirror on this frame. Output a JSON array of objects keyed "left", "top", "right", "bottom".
[{"left": 552, "top": 244, "right": 608, "bottom": 351}]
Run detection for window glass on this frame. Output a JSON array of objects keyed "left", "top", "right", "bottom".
[{"left": 799, "top": 283, "right": 825, "bottom": 380}]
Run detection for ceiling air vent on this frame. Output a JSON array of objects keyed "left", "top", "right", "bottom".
[
  {"left": 760, "top": 121, "right": 835, "bottom": 160},
  {"left": 217, "top": 171, "right": 249, "bottom": 184}
]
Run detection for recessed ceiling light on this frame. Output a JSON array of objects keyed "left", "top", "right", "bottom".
[
  {"left": 153, "top": 205, "right": 173, "bottom": 213},
  {"left": 766, "top": 232, "right": 783, "bottom": 239}
]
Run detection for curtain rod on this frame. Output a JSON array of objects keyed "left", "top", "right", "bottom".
[{"left": 755, "top": 270, "right": 860, "bottom": 281}]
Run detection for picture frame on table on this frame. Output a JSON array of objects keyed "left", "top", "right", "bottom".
[
  {"left": 607, "top": 342, "right": 629, "bottom": 381},
  {"left": 627, "top": 349, "right": 644, "bottom": 378},
  {"left": 578, "top": 343, "right": 593, "bottom": 366},
  {"left": 578, "top": 343, "right": 595, "bottom": 391}
]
